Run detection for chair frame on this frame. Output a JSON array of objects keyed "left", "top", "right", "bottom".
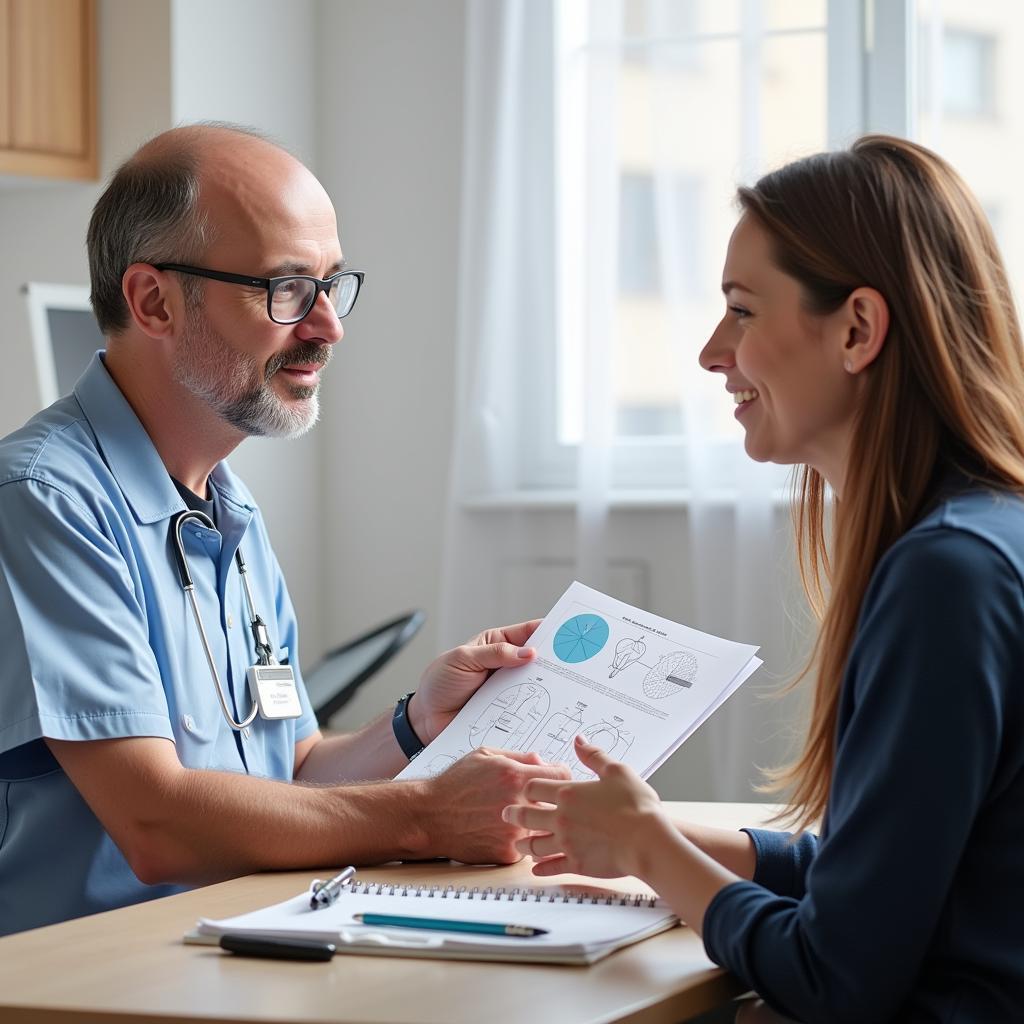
[{"left": 307, "top": 610, "right": 426, "bottom": 725}]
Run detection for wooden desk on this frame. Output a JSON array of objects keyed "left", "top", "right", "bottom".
[{"left": 0, "top": 802, "right": 776, "bottom": 1024}]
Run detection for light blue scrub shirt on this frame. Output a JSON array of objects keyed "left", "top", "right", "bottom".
[{"left": 0, "top": 353, "right": 318, "bottom": 936}]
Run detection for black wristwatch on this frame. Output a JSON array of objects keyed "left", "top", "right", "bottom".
[{"left": 392, "top": 692, "right": 426, "bottom": 760}]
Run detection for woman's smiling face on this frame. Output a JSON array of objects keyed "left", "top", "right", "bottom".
[{"left": 699, "top": 214, "right": 864, "bottom": 490}]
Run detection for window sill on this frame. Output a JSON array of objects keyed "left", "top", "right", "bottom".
[{"left": 461, "top": 488, "right": 796, "bottom": 510}]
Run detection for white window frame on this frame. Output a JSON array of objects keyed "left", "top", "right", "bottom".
[{"left": 516, "top": 0, "right": 917, "bottom": 496}]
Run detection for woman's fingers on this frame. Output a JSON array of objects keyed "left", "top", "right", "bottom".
[
  {"left": 574, "top": 735, "right": 615, "bottom": 775},
  {"left": 530, "top": 854, "right": 569, "bottom": 876},
  {"left": 524, "top": 777, "right": 568, "bottom": 802},
  {"left": 513, "top": 831, "right": 560, "bottom": 859},
  {"left": 502, "top": 802, "right": 555, "bottom": 830}
]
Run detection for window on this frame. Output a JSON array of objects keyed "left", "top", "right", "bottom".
[
  {"left": 618, "top": 172, "right": 701, "bottom": 300},
  {"left": 618, "top": 173, "right": 659, "bottom": 296},
  {"left": 515, "top": 0, "right": 1022, "bottom": 496},
  {"left": 942, "top": 29, "right": 996, "bottom": 118},
  {"left": 526, "top": 0, "right": 832, "bottom": 490},
  {"left": 916, "top": 2, "right": 1022, "bottom": 297}
]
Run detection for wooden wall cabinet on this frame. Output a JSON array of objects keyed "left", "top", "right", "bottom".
[{"left": 0, "top": 0, "right": 97, "bottom": 180}]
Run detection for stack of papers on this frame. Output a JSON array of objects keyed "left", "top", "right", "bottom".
[{"left": 398, "top": 581, "right": 761, "bottom": 782}]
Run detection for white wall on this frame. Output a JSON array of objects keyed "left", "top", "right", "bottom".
[
  {"left": 171, "top": 0, "right": 318, "bottom": 168},
  {"left": 314, "top": 0, "right": 469, "bottom": 725},
  {"left": 171, "top": 0, "right": 326, "bottom": 660}
]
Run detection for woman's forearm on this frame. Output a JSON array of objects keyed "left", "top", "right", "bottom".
[
  {"left": 667, "top": 817, "right": 758, "bottom": 880},
  {"left": 634, "top": 814, "right": 743, "bottom": 937}
]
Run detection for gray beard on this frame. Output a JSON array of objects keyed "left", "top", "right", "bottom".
[{"left": 173, "top": 313, "right": 328, "bottom": 439}]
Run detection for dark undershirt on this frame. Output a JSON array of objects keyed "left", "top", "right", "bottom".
[{"left": 171, "top": 478, "right": 216, "bottom": 524}]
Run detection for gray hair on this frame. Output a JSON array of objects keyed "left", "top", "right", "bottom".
[{"left": 86, "top": 122, "right": 272, "bottom": 335}]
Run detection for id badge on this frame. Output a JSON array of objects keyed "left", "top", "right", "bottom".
[{"left": 247, "top": 664, "right": 302, "bottom": 720}]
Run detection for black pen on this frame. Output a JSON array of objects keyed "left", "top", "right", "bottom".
[
  {"left": 220, "top": 934, "right": 336, "bottom": 961},
  {"left": 309, "top": 865, "right": 357, "bottom": 909}
]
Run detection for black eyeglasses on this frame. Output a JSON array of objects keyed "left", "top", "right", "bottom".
[{"left": 154, "top": 263, "right": 364, "bottom": 325}]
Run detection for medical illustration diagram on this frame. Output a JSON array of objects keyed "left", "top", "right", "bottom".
[
  {"left": 536, "top": 704, "right": 584, "bottom": 761},
  {"left": 443, "top": 675, "right": 639, "bottom": 779},
  {"left": 527, "top": 700, "right": 637, "bottom": 778},
  {"left": 553, "top": 614, "right": 609, "bottom": 663},
  {"left": 642, "top": 651, "right": 698, "bottom": 698},
  {"left": 563, "top": 718, "right": 635, "bottom": 778},
  {"left": 606, "top": 634, "right": 699, "bottom": 698},
  {"left": 609, "top": 636, "right": 646, "bottom": 677},
  {"left": 468, "top": 679, "right": 550, "bottom": 749},
  {"left": 425, "top": 752, "right": 460, "bottom": 776}
]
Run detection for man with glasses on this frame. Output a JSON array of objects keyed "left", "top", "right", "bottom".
[{"left": 0, "top": 123, "right": 567, "bottom": 935}]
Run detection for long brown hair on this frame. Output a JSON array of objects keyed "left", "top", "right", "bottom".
[{"left": 742, "top": 135, "right": 1024, "bottom": 828}]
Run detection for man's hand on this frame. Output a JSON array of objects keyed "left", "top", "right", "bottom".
[
  {"left": 421, "top": 748, "right": 571, "bottom": 864},
  {"left": 410, "top": 620, "right": 542, "bottom": 743},
  {"left": 502, "top": 735, "right": 672, "bottom": 879}
]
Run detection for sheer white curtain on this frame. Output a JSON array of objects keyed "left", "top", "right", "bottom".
[
  {"left": 646, "top": 0, "right": 793, "bottom": 795},
  {"left": 558, "top": 0, "right": 620, "bottom": 594},
  {"left": 438, "top": 0, "right": 560, "bottom": 645},
  {"left": 441, "top": 0, "right": 802, "bottom": 798},
  {"left": 438, "top": 0, "right": 622, "bottom": 637}
]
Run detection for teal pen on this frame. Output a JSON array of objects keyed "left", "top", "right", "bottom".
[{"left": 352, "top": 913, "right": 548, "bottom": 938}]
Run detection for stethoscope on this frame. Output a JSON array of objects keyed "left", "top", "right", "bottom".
[{"left": 171, "top": 509, "right": 277, "bottom": 731}]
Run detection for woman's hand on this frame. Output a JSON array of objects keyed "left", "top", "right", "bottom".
[
  {"left": 502, "top": 734, "right": 674, "bottom": 879},
  {"left": 411, "top": 620, "right": 541, "bottom": 743}
]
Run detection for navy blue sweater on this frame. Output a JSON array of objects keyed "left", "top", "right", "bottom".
[{"left": 703, "top": 489, "right": 1024, "bottom": 1023}]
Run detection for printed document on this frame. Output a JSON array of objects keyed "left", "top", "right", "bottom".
[{"left": 397, "top": 581, "right": 761, "bottom": 781}]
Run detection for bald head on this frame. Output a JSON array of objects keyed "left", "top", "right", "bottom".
[
  {"left": 87, "top": 122, "right": 332, "bottom": 336},
  {"left": 131, "top": 122, "right": 276, "bottom": 163}
]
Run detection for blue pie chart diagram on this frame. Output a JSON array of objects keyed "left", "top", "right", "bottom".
[{"left": 553, "top": 614, "right": 609, "bottom": 664}]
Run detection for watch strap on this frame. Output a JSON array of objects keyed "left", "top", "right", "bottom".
[{"left": 392, "top": 692, "right": 426, "bottom": 760}]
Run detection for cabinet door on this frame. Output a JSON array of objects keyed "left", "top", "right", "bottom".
[
  {"left": 0, "top": 0, "right": 10, "bottom": 149},
  {"left": 1, "top": 0, "right": 96, "bottom": 178}
]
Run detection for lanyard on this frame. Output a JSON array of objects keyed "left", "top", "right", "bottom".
[{"left": 171, "top": 510, "right": 298, "bottom": 731}]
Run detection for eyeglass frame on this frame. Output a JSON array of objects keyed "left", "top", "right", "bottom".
[{"left": 153, "top": 262, "right": 365, "bottom": 325}]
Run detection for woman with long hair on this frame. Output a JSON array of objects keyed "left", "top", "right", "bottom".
[{"left": 502, "top": 135, "right": 1024, "bottom": 1022}]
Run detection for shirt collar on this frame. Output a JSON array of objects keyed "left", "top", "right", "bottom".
[{"left": 73, "top": 352, "right": 256, "bottom": 525}]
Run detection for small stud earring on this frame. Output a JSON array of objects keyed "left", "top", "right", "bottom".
[{"left": 844, "top": 360, "right": 853, "bottom": 372}]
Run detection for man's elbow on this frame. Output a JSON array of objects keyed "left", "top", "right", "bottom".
[
  {"left": 128, "top": 854, "right": 172, "bottom": 888},
  {"left": 120, "top": 826, "right": 192, "bottom": 886},
  {"left": 115, "top": 781, "right": 207, "bottom": 886}
]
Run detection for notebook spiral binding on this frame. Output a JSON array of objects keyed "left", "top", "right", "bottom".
[{"left": 344, "top": 881, "right": 658, "bottom": 908}]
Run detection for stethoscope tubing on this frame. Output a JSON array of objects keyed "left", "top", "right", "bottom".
[{"left": 173, "top": 510, "right": 260, "bottom": 731}]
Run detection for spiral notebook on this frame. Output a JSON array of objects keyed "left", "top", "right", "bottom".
[{"left": 191, "top": 879, "right": 679, "bottom": 965}]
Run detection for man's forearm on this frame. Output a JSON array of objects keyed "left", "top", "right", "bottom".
[
  {"left": 295, "top": 709, "right": 408, "bottom": 784},
  {"left": 130, "top": 767, "right": 436, "bottom": 885},
  {"left": 47, "top": 735, "right": 434, "bottom": 887}
]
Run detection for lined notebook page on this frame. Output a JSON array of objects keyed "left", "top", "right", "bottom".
[{"left": 196, "top": 881, "right": 679, "bottom": 963}]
